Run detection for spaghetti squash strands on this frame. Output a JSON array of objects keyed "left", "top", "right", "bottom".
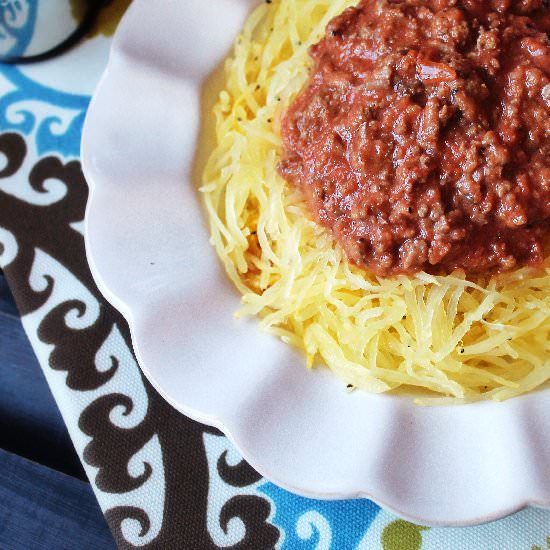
[{"left": 201, "top": 0, "right": 550, "bottom": 403}]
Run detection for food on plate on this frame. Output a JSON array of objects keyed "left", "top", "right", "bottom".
[
  {"left": 201, "top": 0, "right": 550, "bottom": 403},
  {"left": 279, "top": 0, "right": 550, "bottom": 276}
]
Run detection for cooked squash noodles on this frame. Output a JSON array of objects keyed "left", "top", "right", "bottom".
[{"left": 201, "top": 0, "right": 550, "bottom": 403}]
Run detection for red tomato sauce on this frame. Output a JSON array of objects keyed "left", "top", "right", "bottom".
[{"left": 279, "top": 0, "right": 550, "bottom": 276}]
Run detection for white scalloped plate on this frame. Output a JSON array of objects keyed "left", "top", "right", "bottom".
[{"left": 82, "top": 0, "right": 550, "bottom": 526}]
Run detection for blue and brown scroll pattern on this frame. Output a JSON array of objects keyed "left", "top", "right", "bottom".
[
  {"left": 0, "top": 63, "right": 167, "bottom": 548},
  {"left": 204, "top": 427, "right": 383, "bottom": 550}
]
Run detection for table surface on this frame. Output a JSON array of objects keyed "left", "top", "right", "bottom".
[{"left": 1, "top": 2, "right": 550, "bottom": 549}]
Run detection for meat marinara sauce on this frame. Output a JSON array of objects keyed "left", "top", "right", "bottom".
[{"left": 279, "top": 0, "right": 550, "bottom": 276}]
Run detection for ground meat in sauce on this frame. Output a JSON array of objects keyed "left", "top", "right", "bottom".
[{"left": 278, "top": 0, "right": 550, "bottom": 276}]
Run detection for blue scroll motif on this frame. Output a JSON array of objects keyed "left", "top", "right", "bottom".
[
  {"left": 260, "top": 482, "right": 381, "bottom": 549},
  {"left": 0, "top": 64, "right": 89, "bottom": 157},
  {"left": 0, "top": 0, "right": 88, "bottom": 158}
]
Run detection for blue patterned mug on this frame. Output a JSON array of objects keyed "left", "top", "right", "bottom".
[{"left": 0, "top": 0, "right": 105, "bottom": 64}]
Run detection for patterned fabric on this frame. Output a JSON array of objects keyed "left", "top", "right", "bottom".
[{"left": 1, "top": 2, "right": 549, "bottom": 548}]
